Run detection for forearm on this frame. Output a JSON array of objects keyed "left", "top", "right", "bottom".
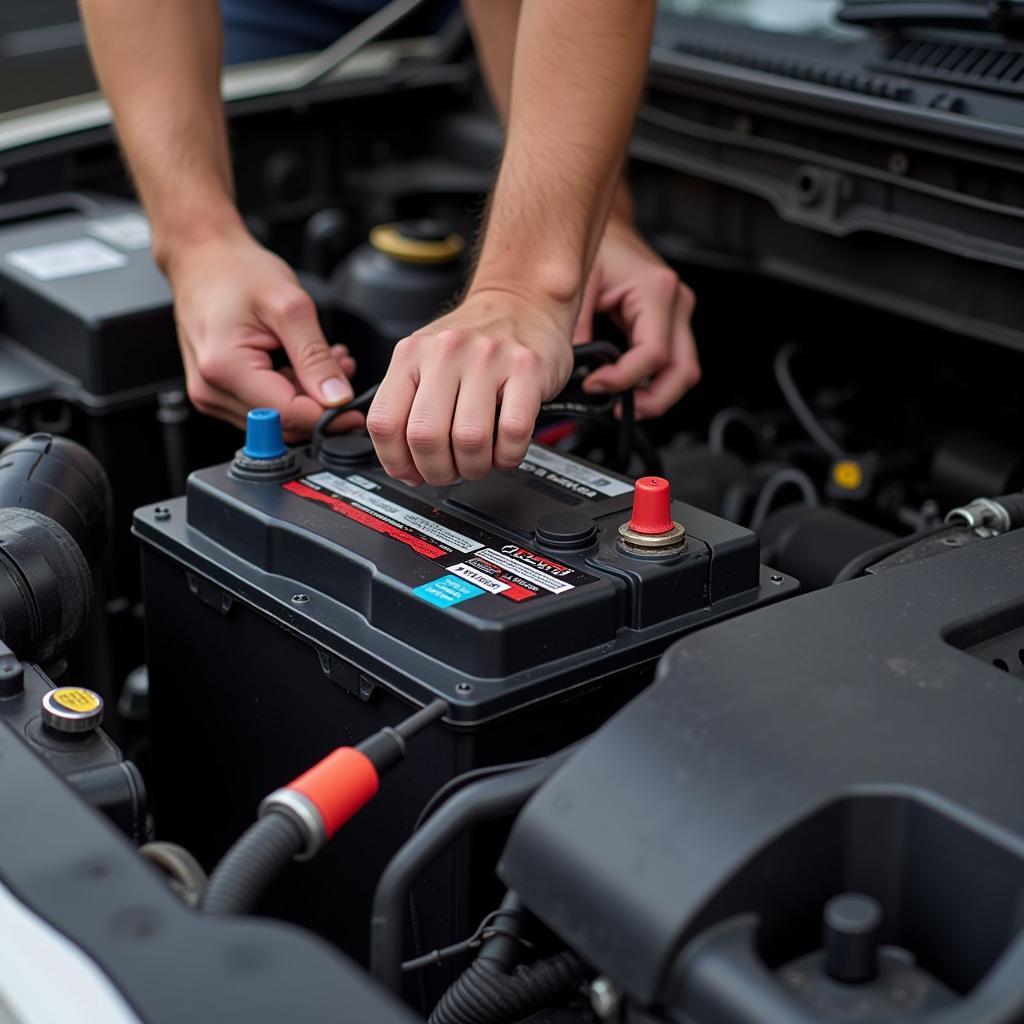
[
  {"left": 462, "top": 0, "right": 520, "bottom": 124},
  {"left": 79, "top": 0, "right": 242, "bottom": 271},
  {"left": 470, "top": 0, "right": 654, "bottom": 315}
]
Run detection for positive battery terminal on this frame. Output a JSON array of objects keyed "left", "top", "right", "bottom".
[{"left": 618, "top": 476, "right": 686, "bottom": 556}]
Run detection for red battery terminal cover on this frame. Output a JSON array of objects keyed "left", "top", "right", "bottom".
[
  {"left": 619, "top": 476, "right": 686, "bottom": 554},
  {"left": 629, "top": 477, "right": 675, "bottom": 535}
]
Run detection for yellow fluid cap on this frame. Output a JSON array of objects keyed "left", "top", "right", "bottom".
[
  {"left": 41, "top": 686, "right": 104, "bottom": 734},
  {"left": 832, "top": 460, "right": 864, "bottom": 492},
  {"left": 369, "top": 221, "right": 464, "bottom": 265}
]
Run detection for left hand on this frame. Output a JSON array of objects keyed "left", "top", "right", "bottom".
[{"left": 573, "top": 218, "right": 701, "bottom": 419}]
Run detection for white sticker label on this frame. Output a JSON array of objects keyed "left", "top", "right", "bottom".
[
  {"left": 476, "top": 547, "right": 574, "bottom": 594},
  {"left": 520, "top": 445, "right": 633, "bottom": 497},
  {"left": 87, "top": 213, "right": 152, "bottom": 251},
  {"left": 307, "top": 472, "right": 483, "bottom": 554},
  {"left": 346, "top": 474, "right": 379, "bottom": 492},
  {"left": 5, "top": 239, "right": 127, "bottom": 281},
  {"left": 448, "top": 562, "right": 510, "bottom": 594}
]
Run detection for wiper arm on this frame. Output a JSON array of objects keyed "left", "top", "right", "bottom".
[{"left": 838, "top": 1, "right": 1024, "bottom": 34}]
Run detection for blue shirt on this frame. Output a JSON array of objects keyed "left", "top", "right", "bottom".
[{"left": 221, "top": 0, "right": 389, "bottom": 64}]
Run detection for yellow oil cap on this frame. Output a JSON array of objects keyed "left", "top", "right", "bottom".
[
  {"left": 832, "top": 460, "right": 864, "bottom": 492},
  {"left": 369, "top": 221, "right": 464, "bottom": 265},
  {"left": 41, "top": 686, "right": 104, "bottom": 735}
]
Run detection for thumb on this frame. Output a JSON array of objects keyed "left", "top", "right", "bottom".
[{"left": 260, "top": 286, "right": 353, "bottom": 406}]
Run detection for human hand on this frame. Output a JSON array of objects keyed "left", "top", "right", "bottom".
[
  {"left": 366, "top": 288, "right": 575, "bottom": 485},
  {"left": 574, "top": 218, "right": 700, "bottom": 419},
  {"left": 165, "top": 229, "right": 362, "bottom": 440}
]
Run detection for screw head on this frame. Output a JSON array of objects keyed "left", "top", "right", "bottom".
[
  {"left": 455, "top": 683, "right": 473, "bottom": 695},
  {"left": 291, "top": 593, "right": 310, "bottom": 604},
  {"left": 770, "top": 574, "right": 784, "bottom": 584},
  {"left": 153, "top": 506, "right": 171, "bottom": 521}
]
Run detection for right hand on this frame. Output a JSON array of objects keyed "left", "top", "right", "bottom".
[{"left": 164, "top": 228, "right": 362, "bottom": 441}]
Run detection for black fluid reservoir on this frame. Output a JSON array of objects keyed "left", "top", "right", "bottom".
[{"left": 332, "top": 219, "right": 465, "bottom": 348}]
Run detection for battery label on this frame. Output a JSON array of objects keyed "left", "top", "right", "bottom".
[
  {"left": 5, "top": 238, "right": 127, "bottom": 281},
  {"left": 87, "top": 213, "right": 152, "bottom": 251},
  {"left": 518, "top": 445, "right": 633, "bottom": 501},
  {"left": 305, "top": 472, "right": 482, "bottom": 553},
  {"left": 283, "top": 472, "right": 597, "bottom": 603}
]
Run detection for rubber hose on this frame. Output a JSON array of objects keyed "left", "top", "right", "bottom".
[
  {"left": 832, "top": 523, "right": 952, "bottom": 585},
  {"left": 157, "top": 390, "right": 191, "bottom": 497},
  {"left": 201, "top": 811, "right": 304, "bottom": 915},
  {"left": 371, "top": 755, "right": 571, "bottom": 991},
  {"left": 429, "top": 952, "right": 586, "bottom": 1024},
  {"left": 996, "top": 493, "right": 1024, "bottom": 529}
]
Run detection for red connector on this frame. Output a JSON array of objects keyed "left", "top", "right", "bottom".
[{"left": 259, "top": 699, "right": 448, "bottom": 859}]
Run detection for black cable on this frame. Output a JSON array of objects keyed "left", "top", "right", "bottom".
[
  {"left": 370, "top": 754, "right": 572, "bottom": 991},
  {"left": 312, "top": 383, "right": 379, "bottom": 457},
  {"left": 708, "top": 407, "right": 763, "bottom": 458},
  {"left": 832, "top": 523, "right": 953, "bottom": 585},
  {"left": 201, "top": 811, "right": 304, "bottom": 915},
  {"left": 774, "top": 343, "right": 845, "bottom": 461},
  {"left": 428, "top": 951, "right": 587, "bottom": 1024},
  {"left": 402, "top": 906, "right": 531, "bottom": 974},
  {"left": 413, "top": 758, "right": 546, "bottom": 834},
  {"left": 749, "top": 468, "right": 819, "bottom": 534}
]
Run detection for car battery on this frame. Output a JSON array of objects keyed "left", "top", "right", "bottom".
[{"left": 134, "top": 413, "right": 797, "bottom": 974}]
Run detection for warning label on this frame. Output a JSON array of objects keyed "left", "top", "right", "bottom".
[
  {"left": 283, "top": 472, "right": 597, "bottom": 604},
  {"left": 517, "top": 445, "right": 633, "bottom": 501}
]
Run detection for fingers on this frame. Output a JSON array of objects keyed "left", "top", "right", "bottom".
[
  {"left": 195, "top": 333, "right": 330, "bottom": 439},
  {"left": 405, "top": 354, "right": 462, "bottom": 486},
  {"left": 635, "top": 304, "right": 702, "bottom": 419},
  {"left": 330, "top": 344, "right": 358, "bottom": 381},
  {"left": 258, "top": 285, "right": 353, "bottom": 407},
  {"left": 494, "top": 368, "right": 542, "bottom": 471},
  {"left": 366, "top": 341, "right": 423, "bottom": 486},
  {"left": 581, "top": 266, "right": 677, "bottom": 395},
  {"left": 451, "top": 375, "right": 498, "bottom": 481}
]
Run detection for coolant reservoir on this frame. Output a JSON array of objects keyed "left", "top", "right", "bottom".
[{"left": 332, "top": 219, "right": 465, "bottom": 344}]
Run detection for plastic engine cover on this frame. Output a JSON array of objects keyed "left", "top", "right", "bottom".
[{"left": 499, "top": 528, "right": 1024, "bottom": 1022}]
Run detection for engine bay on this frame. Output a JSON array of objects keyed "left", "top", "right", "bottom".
[{"left": 2, "top": 5, "right": 1024, "bottom": 1022}]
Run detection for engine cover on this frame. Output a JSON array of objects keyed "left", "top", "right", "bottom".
[{"left": 500, "top": 529, "right": 1024, "bottom": 1021}]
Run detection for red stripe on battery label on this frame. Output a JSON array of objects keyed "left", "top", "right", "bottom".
[{"left": 283, "top": 481, "right": 447, "bottom": 559}]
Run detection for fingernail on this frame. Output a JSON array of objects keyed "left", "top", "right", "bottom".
[
  {"left": 321, "top": 378, "right": 353, "bottom": 405},
  {"left": 586, "top": 381, "right": 607, "bottom": 394}
]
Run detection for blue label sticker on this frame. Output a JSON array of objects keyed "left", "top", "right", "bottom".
[{"left": 413, "top": 575, "right": 485, "bottom": 608}]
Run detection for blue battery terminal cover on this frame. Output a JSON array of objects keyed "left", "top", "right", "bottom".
[{"left": 243, "top": 408, "right": 288, "bottom": 460}]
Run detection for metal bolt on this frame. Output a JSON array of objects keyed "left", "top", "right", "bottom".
[
  {"left": 589, "top": 977, "right": 621, "bottom": 1021},
  {"left": 455, "top": 683, "right": 473, "bottom": 695},
  {"left": 292, "top": 594, "right": 310, "bottom": 604},
  {"left": 153, "top": 507, "right": 171, "bottom": 521},
  {"left": 770, "top": 574, "right": 784, "bottom": 584}
]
